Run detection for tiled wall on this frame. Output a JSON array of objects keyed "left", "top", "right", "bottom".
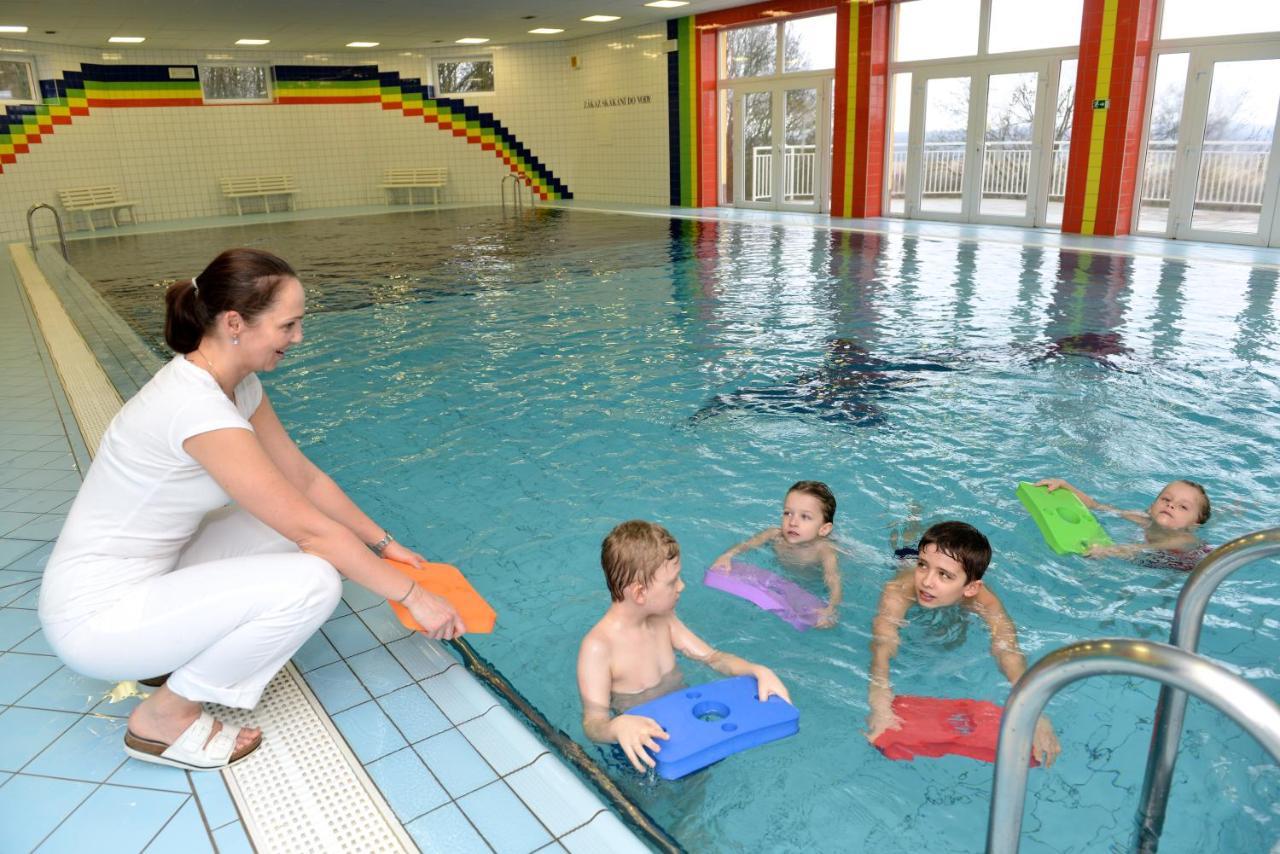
[{"left": 0, "top": 25, "right": 670, "bottom": 243}]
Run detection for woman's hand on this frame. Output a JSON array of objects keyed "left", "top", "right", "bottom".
[
  {"left": 404, "top": 584, "right": 465, "bottom": 640},
  {"left": 382, "top": 540, "right": 427, "bottom": 568}
]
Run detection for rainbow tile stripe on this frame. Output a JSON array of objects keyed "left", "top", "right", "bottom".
[{"left": 1, "top": 63, "right": 570, "bottom": 200}]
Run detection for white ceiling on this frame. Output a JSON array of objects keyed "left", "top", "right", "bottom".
[{"left": 0, "top": 0, "right": 757, "bottom": 51}]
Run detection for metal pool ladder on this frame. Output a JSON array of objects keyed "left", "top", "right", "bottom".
[
  {"left": 1134, "top": 527, "right": 1280, "bottom": 852},
  {"left": 27, "top": 203, "right": 69, "bottom": 260},
  {"left": 985, "top": 526, "right": 1280, "bottom": 854},
  {"left": 500, "top": 173, "right": 536, "bottom": 214}
]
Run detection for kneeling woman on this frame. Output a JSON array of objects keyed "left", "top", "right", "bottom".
[{"left": 39, "top": 248, "right": 464, "bottom": 771}]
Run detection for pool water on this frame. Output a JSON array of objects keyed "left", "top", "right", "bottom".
[{"left": 70, "top": 209, "right": 1280, "bottom": 852}]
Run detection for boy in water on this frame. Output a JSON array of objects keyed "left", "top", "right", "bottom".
[
  {"left": 1035, "top": 478, "right": 1212, "bottom": 569},
  {"left": 867, "top": 521, "right": 1060, "bottom": 767},
  {"left": 710, "top": 480, "right": 842, "bottom": 627},
  {"left": 578, "top": 520, "right": 791, "bottom": 773}
]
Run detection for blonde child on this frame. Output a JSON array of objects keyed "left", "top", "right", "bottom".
[{"left": 578, "top": 520, "right": 791, "bottom": 773}]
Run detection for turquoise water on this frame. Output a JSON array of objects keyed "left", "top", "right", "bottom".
[{"left": 73, "top": 209, "right": 1280, "bottom": 852}]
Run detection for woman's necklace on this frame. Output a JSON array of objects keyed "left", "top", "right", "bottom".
[{"left": 192, "top": 348, "right": 232, "bottom": 398}]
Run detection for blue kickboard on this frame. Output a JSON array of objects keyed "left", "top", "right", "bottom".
[{"left": 628, "top": 676, "right": 799, "bottom": 780}]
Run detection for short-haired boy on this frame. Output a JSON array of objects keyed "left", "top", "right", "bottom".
[
  {"left": 867, "top": 521, "right": 1060, "bottom": 766},
  {"left": 711, "top": 480, "right": 842, "bottom": 627},
  {"left": 578, "top": 520, "right": 791, "bottom": 773}
]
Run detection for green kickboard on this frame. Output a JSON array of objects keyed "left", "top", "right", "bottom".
[{"left": 1016, "top": 482, "right": 1113, "bottom": 555}]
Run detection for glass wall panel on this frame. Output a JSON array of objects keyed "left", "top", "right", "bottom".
[
  {"left": 784, "top": 87, "right": 819, "bottom": 202},
  {"left": 1137, "top": 53, "right": 1190, "bottom": 232},
  {"left": 920, "top": 76, "right": 971, "bottom": 215},
  {"left": 1161, "top": 0, "right": 1280, "bottom": 40},
  {"left": 895, "top": 0, "right": 980, "bottom": 63},
  {"left": 724, "top": 23, "right": 777, "bottom": 79},
  {"left": 989, "top": 0, "right": 1083, "bottom": 53},
  {"left": 1190, "top": 59, "right": 1280, "bottom": 235},
  {"left": 744, "top": 91, "right": 775, "bottom": 202},
  {"left": 1046, "top": 59, "right": 1077, "bottom": 225},
  {"left": 980, "top": 71, "right": 1039, "bottom": 217},
  {"left": 888, "top": 72, "right": 911, "bottom": 215},
  {"left": 783, "top": 14, "right": 836, "bottom": 72}
]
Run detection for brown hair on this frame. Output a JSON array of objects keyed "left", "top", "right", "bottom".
[
  {"left": 788, "top": 480, "right": 836, "bottom": 524},
  {"left": 1175, "top": 479, "right": 1212, "bottom": 524},
  {"left": 164, "top": 248, "right": 298, "bottom": 354},
  {"left": 918, "top": 521, "right": 992, "bottom": 584},
  {"left": 601, "top": 520, "right": 680, "bottom": 602}
]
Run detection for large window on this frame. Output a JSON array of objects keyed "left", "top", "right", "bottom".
[
  {"left": 436, "top": 58, "right": 494, "bottom": 95},
  {"left": 1160, "top": 0, "right": 1280, "bottom": 40},
  {"left": 722, "top": 14, "right": 835, "bottom": 79},
  {"left": 200, "top": 64, "right": 271, "bottom": 102},
  {"left": 988, "top": 0, "right": 1083, "bottom": 54},
  {"left": 895, "top": 0, "right": 980, "bottom": 62},
  {"left": 0, "top": 58, "right": 37, "bottom": 103}
]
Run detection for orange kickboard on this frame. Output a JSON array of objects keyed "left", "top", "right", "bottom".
[{"left": 385, "top": 559, "right": 497, "bottom": 634}]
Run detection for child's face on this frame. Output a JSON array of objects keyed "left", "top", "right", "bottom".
[
  {"left": 639, "top": 555, "right": 684, "bottom": 614},
  {"left": 780, "top": 491, "right": 833, "bottom": 544},
  {"left": 914, "top": 544, "right": 981, "bottom": 608},
  {"left": 1148, "top": 482, "right": 1204, "bottom": 531}
]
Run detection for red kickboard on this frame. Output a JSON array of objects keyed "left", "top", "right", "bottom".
[{"left": 873, "top": 695, "right": 1038, "bottom": 767}]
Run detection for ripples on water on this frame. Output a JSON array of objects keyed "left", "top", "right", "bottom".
[{"left": 71, "top": 208, "right": 1280, "bottom": 853}]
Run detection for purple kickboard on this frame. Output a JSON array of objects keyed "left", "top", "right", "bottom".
[{"left": 703, "top": 561, "right": 825, "bottom": 630}]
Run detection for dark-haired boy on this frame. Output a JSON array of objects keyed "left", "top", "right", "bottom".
[
  {"left": 711, "top": 480, "right": 842, "bottom": 627},
  {"left": 578, "top": 520, "right": 791, "bottom": 773},
  {"left": 866, "top": 521, "right": 1060, "bottom": 766}
]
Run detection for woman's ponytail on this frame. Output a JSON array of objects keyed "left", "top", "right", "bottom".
[{"left": 163, "top": 277, "right": 208, "bottom": 354}]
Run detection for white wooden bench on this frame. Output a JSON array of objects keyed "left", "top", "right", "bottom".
[
  {"left": 220, "top": 175, "right": 297, "bottom": 215},
  {"left": 58, "top": 186, "right": 140, "bottom": 231},
  {"left": 381, "top": 167, "right": 447, "bottom": 205}
]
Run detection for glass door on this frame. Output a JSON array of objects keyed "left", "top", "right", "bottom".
[
  {"left": 1139, "top": 45, "right": 1280, "bottom": 246},
  {"left": 731, "top": 79, "right": 831, "bottom": 212},
  {"left": 903, "top": 61, "right": 1056, "bottom": 224},
  {"left": 735, "top": 88, "right": 776, "bottom": 209},
  {"left": 912, "top": 75, "right": 973, "bottom": 219}
]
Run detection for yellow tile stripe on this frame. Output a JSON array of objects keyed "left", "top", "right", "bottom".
[
  {"left": 841, "top": 6, "right": 860, "bottom": 216},
  {"left": 1080, "top": 0, "right": 1119, "bottom": 235}
]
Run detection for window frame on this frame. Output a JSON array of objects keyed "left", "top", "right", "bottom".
[
  {"left": 198, "top": 62, "right": 274, "bottom": 104},
  {"left": 0, "top": 56, "right": 39, "bottom": 105},
  {"left": 434, "top": 55, "right": 495, "bottom": 97},
  {"left": 718, "top": 12, "right": 838, "bottom": 82}
]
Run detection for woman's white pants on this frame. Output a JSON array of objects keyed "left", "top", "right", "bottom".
[{"left": 45, "top": 506, "right": 342, "bottom": 709}]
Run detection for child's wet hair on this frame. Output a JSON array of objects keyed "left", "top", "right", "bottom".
[
  {"left": 1175, "top": 479, "right": 1211, "bottom": 524},
  {"left": 788, "top": 480, "right": 837, "bottom": 524},
  {"left": 601, "top": 520, "right": 681, "bottom": 602},
  {"left": 918, "top": 521, "right": 991, "bottom": 584}
]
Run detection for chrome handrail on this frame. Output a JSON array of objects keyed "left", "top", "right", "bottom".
[
  {"left": 986, "top": 638, "right": 1280, "bottom": 854},
  {"left": 1134, "top": 527, "right": 1280, "bottom": 852},
  {"left": 27, "top": 203, "right": 69, "bottom": 260},
  {"left": 501, "top": 173, "right": 524, "bottom": 215}
]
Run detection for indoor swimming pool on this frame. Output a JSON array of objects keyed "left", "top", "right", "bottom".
[{"left": 66, "top": 207, "right": 1280, "bottom": 852}]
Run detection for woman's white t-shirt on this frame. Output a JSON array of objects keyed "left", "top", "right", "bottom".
[{"left": 40, "top": 355, "right": 263, "bottom": 626}]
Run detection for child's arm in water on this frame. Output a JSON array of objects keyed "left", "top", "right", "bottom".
[
  {"left": 1037, "top": 478, "right": 1148, "bottom": 525},
  {"left": 671, "top": 614, "right": 792, "bottom": 703},
  {"left": 815, "top": 542, "right": 843, "bottom": 628},
  {"left": 576, "top": 631, "right": 669, "bottom": 773},
  {"left": 867, "top": 573, "right": 913, "bottom": 741},
  {"left": 969, "top": 587, "right": 1061, "bottom": 767},
  {"left": 711, "top": 527, "right": 781, "bottom": 572}
]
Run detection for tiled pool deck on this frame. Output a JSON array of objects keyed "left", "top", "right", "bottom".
[{"left": 0, "top": 242, "right": 646, "bottom": 853}]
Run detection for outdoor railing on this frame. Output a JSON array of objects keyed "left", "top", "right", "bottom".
[
  {"left": 751, "top": 144, "right": 817, "bottom": 201},
  {"left": 886, "top": 139, "right": 1268, "bottom": 210}
]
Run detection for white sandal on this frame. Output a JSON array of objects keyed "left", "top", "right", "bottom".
[{"left": 124, "top": 710, "right": 262, "bottom": 771}]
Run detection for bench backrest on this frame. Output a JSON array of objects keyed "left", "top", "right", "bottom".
[
  {"left": 220, "top": 175, "right": 296, "bottom": 194},
  {"left": 383, "top": 167, "right": 447, "bottom": 186},
  {"left": 59, "top": 186, "right": 126, "bottom": 208}
]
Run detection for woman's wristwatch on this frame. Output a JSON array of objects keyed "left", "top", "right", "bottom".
[{"left": 369, "top": 531, "right": 394, "bottom": 557}]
